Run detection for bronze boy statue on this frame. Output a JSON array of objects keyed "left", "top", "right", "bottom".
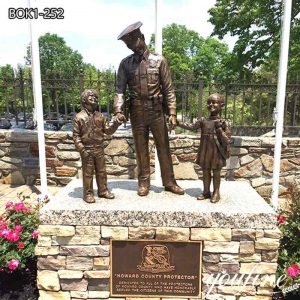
[
  {"left": 114, "top": 21, "right": 184, "bottom": 197},
  {"left": 73, "top": 89, "right": 123, "bottom": 203},
  {"left": 177, "top": 93, "right": 231, "bottom": 203}
]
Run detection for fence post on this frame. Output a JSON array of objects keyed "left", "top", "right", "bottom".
[
  {"left": 79, "top": 69, "right": 84, "bottom": 94},
  {"left": 19, "top": 67, "right": 27, "bottom": 127},
  {"left": 198, "top": 79, "right": 204, "bottom": 119}
]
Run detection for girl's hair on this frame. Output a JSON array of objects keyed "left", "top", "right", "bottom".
[{"left": 208, "top": 93, "right": 225, "bottom": 106}]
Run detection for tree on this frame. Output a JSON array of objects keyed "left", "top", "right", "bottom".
[
  {"left": 209, "top": 0, "right": 300, "bottom": 76},
  {"left": 25, "top": 33, "right": 84, "bottom": 116},
  {"left": 0, "top": 65, "right": 15, "bottom": 116},
  {"left": 149, "top": 23, "right": 235, "bottom": 82}
]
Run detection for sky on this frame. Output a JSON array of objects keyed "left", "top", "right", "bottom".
[{"left": 0, "top": 0, "right": 234, "bottom": 70}]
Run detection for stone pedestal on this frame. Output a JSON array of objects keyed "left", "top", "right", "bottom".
[{"left": 37, "top": 179, "right": 280, "bottom": 300}]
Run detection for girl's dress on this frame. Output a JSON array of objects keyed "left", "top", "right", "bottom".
[{"left": 179, "top": 116, "right": 231, "bottom": 170}]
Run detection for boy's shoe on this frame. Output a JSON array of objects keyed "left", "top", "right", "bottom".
[
  {"left": 197, "top": 191, "right": 211, "bottom": 200},
  {"left": 98, "top": 190, "right": 115, "bottom": 199}
]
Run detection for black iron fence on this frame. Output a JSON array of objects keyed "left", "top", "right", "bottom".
[{"left": 0, "top": 70, "right": 299, "bottom": 131}]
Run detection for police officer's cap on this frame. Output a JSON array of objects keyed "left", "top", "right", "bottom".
[{"left": 117, "top": 21, "right": 143, "bottom": 41}]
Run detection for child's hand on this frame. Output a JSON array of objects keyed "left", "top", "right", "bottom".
[
  {"left": 215, "top": 120, "right": 222, "bottom": 129},
  {"left": 115, "top": 113, "right": 126, "bottom": 124}
]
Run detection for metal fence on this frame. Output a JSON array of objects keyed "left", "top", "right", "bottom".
[{"left": 1, "top": 70, "right": 300, "bottom": 131}]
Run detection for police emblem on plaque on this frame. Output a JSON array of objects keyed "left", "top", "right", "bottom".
[{"left": 137, "top": 244, "right": 175, "bottom": 273}]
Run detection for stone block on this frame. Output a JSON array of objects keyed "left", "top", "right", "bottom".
[
  {"left": 39, "top": 291, "right": 70, "bottom": 300},
  {"left": 234, "top": 158, "right": 262, "bottom": 178},
  {"left": 251, "top": 178, "right": 266, "bottom": 188},
  {"left": 60, "top": 245, "right": 109, "bottom": 256},
  {"left": 217, "top": 285, "right": 256, "bottom": 296},
  {"left": 128, "top": 227, "right": 155, "bottom": 239},
  {"left": 255, "top": 238, "right": 280, "bottom": 250},
  {"left": 39, "top": 225, "right": 75, "bottom": 236},
  {"left": 35, "top": 246, "right": 59, "bottom": 256},
  {"left": 2, "top": 171, "right": 25, "bottom": 185},
  {"left": 76, "top": 226, "right": 101, "bottom": 236},
  {"left": 256, "top": 230, "right": 264, "bottom": 238},
  {"left": 231, "top": 147, "right": 248, "bottom": 155},
  {"left": 261, "top": 250, "right": 278, "bottom": 262},
  {"left": 83, "top": 270, "right": 110, "bottom": 278},
  {"left": 57, "top": 151, "right": 80, "bottom": 160},
  {"left": 93, "top": 257, "right": 110, "bottom": 270},
  {"left": 156, "top": 227, "right": 190, "bottom": 241},
  {"left": 232, "top": 229, "right": 256, "bottom": 241},
  {"left": 38, "top": 235, "right": 52, "bottom": 247},
  {"left": 204, "top": 241, "right": 240, "bottom": 253},
  {"left": 58, "top": 270, "right": 83, "bottom": 279},
  {"left": 233, "top": 137, "right": 261, "bottom": 147},
  {"left": 0, "top": 160, "right": 18, "bottom": 170},
  {"left": 259, "top": 274, "right": 276, "bottom": 288},
  {"left": 257, "top": 287, "right": 273, "bottom": 295},
  {"left": 239, "top": 253, "right": 261, "bottom": 262},
  {"left": 239, "top": 297, "right": 272, "bottom": 300},
  {"left": 70, "top": 291, "right": 88, "bottom": 299},
  {"left": 37, "top": 270, "right": 60, "bottom": 291},
  {"left": 219, "top": 254, "right": 239, "bottom": 262},
  {"left": 240, "top": 241, "right": 255, "bottom": 254},
  {"left": 57, "top": 143, "right": 76, "bottom": 150},
  {"left": 53, "top": 235, "right": 100, "bottom": 245},
  {"left": 101, "top": 226, "right": 128, "bottom": 239},
  {"left": 240, "top": 263, "right": 277, "bottom": 274},
  {"left": 54, "top": 166, "right": 77, "bottom": 177},
  {"left": 37, "top": 255, "right": 66, "bottom": 270},
  {"left": 173, "top": 162, "right": 198, "bottom": 179},
  {"left": 60, "top": 278, "right": 88, "bottom": 291},
  {"left": 66, "top": 257, "right": 93, "bottom": 270},
  {"left": 191, "top": 228, "right": 231, "bottom": 241},
  {"left": 203, "top": 253, "right": 220, "bottom": 263},
  {"left": 88, "top": 291, "right": 110, "bottom": 298},
  {"left": 104, "top": 139, "right": 131, "bottom": 156},
  {"left": 226, "top": 156, "right": 240, "bottom": 169},
  {"left": 264, "top": 229, "right": 282, "bottom": 239}
]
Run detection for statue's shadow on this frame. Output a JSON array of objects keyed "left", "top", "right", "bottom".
[{"left": 67, "top": 180, "right": 202, "bottom": 199}]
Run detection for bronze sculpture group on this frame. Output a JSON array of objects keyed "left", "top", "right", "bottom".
[{"left": 73, "top": 22, "right": 231, "bottom": 204}]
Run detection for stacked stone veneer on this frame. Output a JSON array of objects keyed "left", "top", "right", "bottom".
[
  {"left": 0, "top": 129, "right": 299, "bottom": 200},
  {"left": 36, "top": 180, "right": 280, "bottom": 300}
]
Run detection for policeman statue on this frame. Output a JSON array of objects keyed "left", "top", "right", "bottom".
[{"left": 114, "top": 21, "right": 184, "bottom": 197}]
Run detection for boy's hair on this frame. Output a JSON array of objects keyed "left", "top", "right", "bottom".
[
  {"left": 208, "top": 93, "right": 225, "bottom": 106},
  {"left": 81, "top": 89, "right": 98, "bottom": 106}
]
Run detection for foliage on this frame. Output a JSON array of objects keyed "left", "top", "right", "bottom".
[
  {"left": 0, "top": 194, "right": 48, "bottom": 272},
  {"left": 277, "top": 185, "right": 300, "bottom": 297},
  {"left": 149, "top": 23, "right": 236, "bottom": 82},
  {"left": 208, "top": 0, "right": 300, "bottom": 77}
]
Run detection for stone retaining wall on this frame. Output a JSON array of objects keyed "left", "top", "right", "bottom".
[
  {"left": 36, "top": 225, "right": 279, "bottom": 300},
  {"left": 0, "top": 129, "right": 299, "bottom": 200},
  {"left": 36, "top": 180, "right": 279, "bottom": 300}
]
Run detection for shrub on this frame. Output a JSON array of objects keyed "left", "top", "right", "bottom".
[
  {"left": 276, "top": 185, "right": 300, "bottom": 297},
  {"left": 0, "top": 194, "right": 48, "bottom": 272}
]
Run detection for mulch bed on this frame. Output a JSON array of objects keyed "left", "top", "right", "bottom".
[{"left": 0, "top": 259, "right": 38, "bottom": 300}]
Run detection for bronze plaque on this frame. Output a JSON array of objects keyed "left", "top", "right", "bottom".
[{"left": 110, "top": 240, "right": 202, "bottom": 297}]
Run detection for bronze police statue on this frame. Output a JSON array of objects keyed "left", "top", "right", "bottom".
[
  {"left": 73, "top": 89, "right": 123, "bottom": 203},
  {"left": 114, "top": 21, "right": 184, "bottom": 197}
]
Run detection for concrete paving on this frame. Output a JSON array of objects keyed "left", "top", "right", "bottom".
[{"left": 0, "top": 184, "right": 63, "bottom": 214}]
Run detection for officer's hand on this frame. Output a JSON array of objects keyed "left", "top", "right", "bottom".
[
  {"left": 116, "top": 113, "right": 126, "bottom": 123},
  {"left": 168, "top": 115, "right": 177, "bottom": 130}
]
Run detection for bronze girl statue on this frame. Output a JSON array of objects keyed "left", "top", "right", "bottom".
[{"left": 177, "top": 93, "right": 231, "bottom": 203}]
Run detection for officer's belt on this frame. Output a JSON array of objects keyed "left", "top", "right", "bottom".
[{"left": 131, "top": 95, "right": 163, "bottom": 106}]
